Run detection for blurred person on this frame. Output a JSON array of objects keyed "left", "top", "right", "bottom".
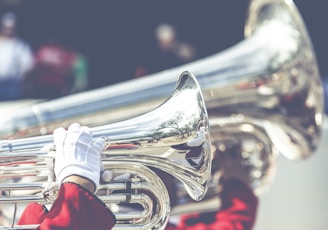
[
  {"left": 15, "top": 122, "right": 258, "bottom": 230},
  {"left": 155, "top": 23, "right": 196, "bottom": 64},
  {"left": 0, "top": 12, "right": 33, "bottom": 101},
  {"left": 134, "top": 23, "right": 197, "bottom": 78},
  {"left": 25, "top": 34, "right": 88, "bottom": 99},
  {"left": 70, "top": 54, "right": 88, "bottom": 94}
]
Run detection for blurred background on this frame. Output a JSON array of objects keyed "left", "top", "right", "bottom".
[
  {"left": 0, "top": 0, "right": 327, "bottom": 229},
  {"left": 1, "top": 0, "right": 327, "bottom": 95}
]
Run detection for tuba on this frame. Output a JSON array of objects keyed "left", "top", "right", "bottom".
[
  {"left": 0, "top": 0, "right": 323, "bottom": 161},
  {"left": 0, "top": 72, "right": 211, "bottom": 229},
  {"left": 0, "top": 0, "right": 325, "bottom": 226}
]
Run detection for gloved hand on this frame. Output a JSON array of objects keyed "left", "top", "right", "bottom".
[{"left": 53, "top": 123, "right": 105, "bottom": 191}]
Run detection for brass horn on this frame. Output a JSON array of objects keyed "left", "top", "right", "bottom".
[
  {"left": 0, "top": 0, "right": 323, "bottom": 161},
  {"left": 0, "top": 72, "right": 212, "bottom": 229},
  {"left": 0, "top": 0, "right": 324, "bottom": 223}
]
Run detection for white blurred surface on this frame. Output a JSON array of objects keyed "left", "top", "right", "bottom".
[
  {"left": 0, "top": 100, "right": 39, "bottom": 113},
  {"left": 255, "top": 116, "right": 328, "bottom": 230}
]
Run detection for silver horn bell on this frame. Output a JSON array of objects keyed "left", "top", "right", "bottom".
[
  {"left": 0, "top": 72, "right": 212, "bottom": 229},
  {"left": 0, "top": 0, "right": 322, "bottom": 195},
  {"left": 0, "top": 0, "right": 325, "bottom": 228}
]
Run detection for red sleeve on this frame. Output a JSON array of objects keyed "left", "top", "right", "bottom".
[
  {"left": 17, "top": 182, "right": 116, "bottom": 230},
  {"left": 166, "top": 178, "right": 258, "bottom": 230}
]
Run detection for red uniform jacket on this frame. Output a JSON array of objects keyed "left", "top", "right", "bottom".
[{"left": 17, "top": 179, "right": 258, "bottom": 230}]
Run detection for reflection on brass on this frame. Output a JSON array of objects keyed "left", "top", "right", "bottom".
[{"left": 0, "top": 0, "right": 325, "bottom": 229}]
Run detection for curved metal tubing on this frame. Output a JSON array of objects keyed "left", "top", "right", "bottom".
[
  {"left": 0, "top": 73, "right": 211, "bottom": 229},
  {"left": 0, "top": 72, "right": 211, "bottom": 201},
  {"left": 0, "top": 0, "right": 322, "bottom": 203},
  {"left": 0, "top": 0, "right": 324, "bottom": 228},
  {"left": 0, "top": 162, "right": 171, "bottom": 230},
  {"left": 0, "top": 0, "right": 323, "bottom": 162}
]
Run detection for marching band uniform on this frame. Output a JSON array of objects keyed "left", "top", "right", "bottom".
[
  {"left": 18, "top": 178, "right": 257, "bottom": 230},
  {"left": 166, "top": 178, "right": 258, "bottom": 230},
  {"left": 17, "top": 123, "right": 258, "bottom": 230},
  {"left": 17, "top": 182, "right": 116, "bottom": 230}
]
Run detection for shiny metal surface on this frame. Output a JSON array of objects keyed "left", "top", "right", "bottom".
[
  {"left": 0, "top": 0, "right": 324, "bottom": 227},
  {"left": 0, "top": 72, "right": 211, "bottom": 229},
  {"left": 254, "top": 117, "right": 328, "bottom": 230},
  {"left": 0, "top": 0, "right": 321, "bottom": 212},
  {"left": 0, "top": 0, "right": 323, "bottom": 162},
  {"left": 1, "top": 0, "right": 322, "bottom": 196},
  {"left": 1, "top": 162, "right": 171, "bottom": 230}
]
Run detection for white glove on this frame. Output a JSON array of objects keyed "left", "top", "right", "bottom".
[{"left": 53, "top": 123, "right": 105, "bottom": 190}]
